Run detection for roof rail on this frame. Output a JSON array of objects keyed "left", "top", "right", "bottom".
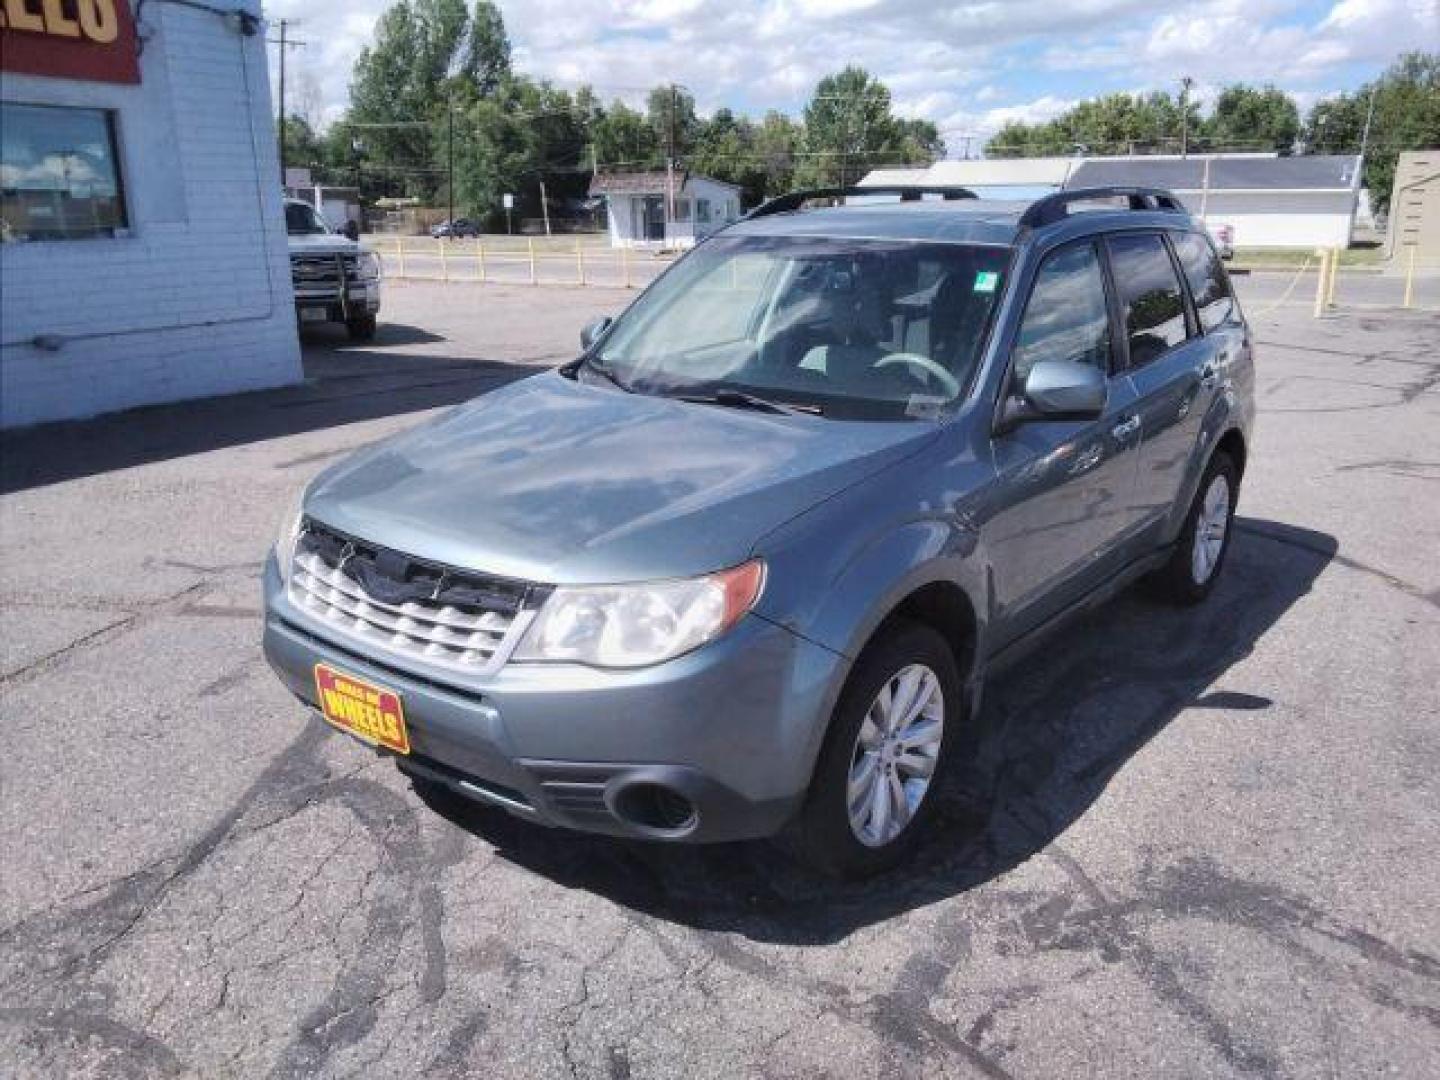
[
  {"left": 1019, "top": 186, "right": 1187, "bottom": 230},
  {"left": 743, "top": 185, "right": 978, "bottom": 221}
]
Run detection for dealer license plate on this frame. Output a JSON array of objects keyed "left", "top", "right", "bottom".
[
  {"left": 313, "top": 664, "right": 410, "bottom": 754},
  {"left": 300, "top": 307, "right": 328, "bottom": 323}
]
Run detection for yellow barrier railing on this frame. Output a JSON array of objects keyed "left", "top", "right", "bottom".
[{"left": 373, "top": 236, "right": 671, "bottom": 290}]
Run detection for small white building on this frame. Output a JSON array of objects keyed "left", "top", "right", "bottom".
[
  {"left": 864, "top": 154, "right": 1364, "bottom": 249},
  {"left": 589, "top": 170, "right": 742, "bottom": 249},
  {"left": 1, "top": 0, "right": 301, "bottom": 428}
]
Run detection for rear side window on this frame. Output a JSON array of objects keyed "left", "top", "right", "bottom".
[
  {"left": 1106, "top": 233, "right": 1187, "bottom": 367},
  {"left": 1172, "top": 231, "right": 1236, "bottom": 333},
  {"left": 1010, "top": 242, "right": 1111, "bottom": 388}
]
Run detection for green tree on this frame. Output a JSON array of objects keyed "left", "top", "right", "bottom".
[
  {"left": 590, "top": 101, "right": 660, "bottom": 169},
  {"left": 989, "top": 91, "right": 1200, "bottom": 156},
  {"left": 347, "top": 0, "right": 514, "bottom": 198},
  {"left": 1305, "top": 51, "right": 1440, "bottom": 213},
  {"left": 795, "top": 66, "right": 942, "bottom": 188},
  {"left": 646, "top": 85, "right": 701, "bottom": 162},
  {"left": 752, "top": 110, "right": 802, "bottom": 197},
  {"left": 1204, "top": 84, "right": 1301, "bottom": 152},
  {"left": 280, "top": 114, "right": 325, "bottom": 171}
]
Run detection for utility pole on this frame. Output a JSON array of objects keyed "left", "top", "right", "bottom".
[
  {"left": 1180, "top": 76, "right": 1194, "bottom": 158},
  {"left": 446, "top": 100, "right": 455, "bottom": 225},
  {"left": 1358, "top": 83, "right": 1378, "bottom": 166},
  {"left": 269, "top": 20, "right": 307, "bottom": 183},
  {"left": 666, "top": 84, "right": 677, "bottom": 242}
]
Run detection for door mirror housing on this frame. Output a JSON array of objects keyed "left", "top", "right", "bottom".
[
  {"left": 999, "top": 360, "right": 1108, "bottom": 429},
  {"left": 580, "top": 316, "right": 614, "bottom": 351}
]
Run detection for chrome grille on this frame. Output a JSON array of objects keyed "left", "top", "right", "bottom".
[
  {"left": 288, "top": 523, "right": 536, "bottom": 674},
  {"left": 289, "top": 254, "right": 357, "bottom": 289}
]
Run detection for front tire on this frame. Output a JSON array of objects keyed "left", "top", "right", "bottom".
[
  {"left": 346, "top": 314, "right": 378, "bottom": 341},
  {"left": 1152, "top": 450, "right": 1238, "bottom": 605},
  {"left": 784, "top": 620, "right": 962, "bottom": 878}
]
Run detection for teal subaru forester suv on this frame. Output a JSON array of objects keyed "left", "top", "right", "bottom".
[{"left": 264, "top": 185, "right": 1253, "bottom": 876}]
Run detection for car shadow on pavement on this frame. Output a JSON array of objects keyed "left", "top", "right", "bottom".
[
  {"left": 0, "top": 328, "right": 537, "bottom": 494},
  {"left": 417, "top": 517, "right": 1336, "bottom": 946}
]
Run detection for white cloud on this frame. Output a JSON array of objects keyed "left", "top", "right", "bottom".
[{"left": 257, "top": 0, "right": 1425, "bottom": 151}]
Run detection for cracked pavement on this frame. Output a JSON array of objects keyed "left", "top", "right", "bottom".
[{"left": 1, "top": 282, "right": 1436, "bottom": 1078}]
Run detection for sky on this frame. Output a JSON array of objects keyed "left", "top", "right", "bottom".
[{"left": 264, "top": 0, "right": 1439, "bottom": 154}]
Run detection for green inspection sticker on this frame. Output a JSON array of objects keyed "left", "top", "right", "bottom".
[{"left": 974, "top": 271, "right": 1000, "bottom": 293}]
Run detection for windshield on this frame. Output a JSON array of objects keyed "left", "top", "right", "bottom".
[
  {"left": 285, "top": 202, "right": 328, "bottom": 235},
  {"left": 592, "top": 235, "right": 1010, "bottom": 419}
]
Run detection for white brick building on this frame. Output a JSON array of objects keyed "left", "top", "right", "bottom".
[{"left": 1, "top": 0, "right": 300, "bottom": 429}]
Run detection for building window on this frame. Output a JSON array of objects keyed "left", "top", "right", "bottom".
[
  {"left": 674, "top": 198, "right": 691, "bottom": 222},
  {"left": 1, "top": 103, "right": 127, "bottom": 243},
  {"left": 696, "top": 198, "right": 711, "bottom": 224}
]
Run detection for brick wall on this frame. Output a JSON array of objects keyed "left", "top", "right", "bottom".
[{"left": 0, "top": 1, "right": 301, "bottom": 429}]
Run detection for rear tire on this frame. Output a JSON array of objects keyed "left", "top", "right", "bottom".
[
  {"left": 1152, "top": 450, "right": 1238, "bottom": 605},
  {"left": 346, "top": 314, "right": 378, "bottom": 341},
  {"left": 783, "top": 620, "right": 962, "bottom": 878}
]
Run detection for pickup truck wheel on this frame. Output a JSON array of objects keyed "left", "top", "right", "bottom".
[
  {"left": 783, "top": 620, "right": 961, "bottom": 878},
  {"left": 346, "top": 315, "right": 378, "bottom": 341},
  {"left": 1152, "top": 450, "right": 1238, "bottom": 605}
]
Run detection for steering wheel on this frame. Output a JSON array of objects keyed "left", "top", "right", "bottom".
[{"left": 874, "top": 352, "right": 962, "bottom": 398}]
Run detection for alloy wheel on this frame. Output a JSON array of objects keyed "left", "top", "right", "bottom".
[
  {"left": 847, "top": 663, "right": 945, "bottom": 847},
  {"left": 1191, "top": 473, "right": 1231, "bottom": 585}
]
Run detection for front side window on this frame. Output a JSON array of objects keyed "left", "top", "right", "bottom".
[
  {"left": 285, "top": 202, "right": 328, "bottom": 235},
  {"left": 591, "top": 235, "right": 1010, "bottom": 419},
  {"left": 1171, "top": 231, "right": 1237, "bottom": 333},
  {"left": 1107, "top": 233, "right": 1188, "bottom": 367},
  {"left": 1010, "top": 242, "right": 1112, "bottom": 389},
  {"left": 1, "top": 103, "right": 126, "bottom": 242}
]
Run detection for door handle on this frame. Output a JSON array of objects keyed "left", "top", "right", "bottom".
[{"left": 1111, "top": 415, "right": 1140, "bottom": 440}]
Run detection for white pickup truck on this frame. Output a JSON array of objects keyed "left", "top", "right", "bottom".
[{"left": 285, "top": 199, "right": 382, "bottom": 340}]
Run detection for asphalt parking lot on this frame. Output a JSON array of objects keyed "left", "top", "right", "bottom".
[{"left": 1, "top": 279, "right": 1437, "bottom": 1078}]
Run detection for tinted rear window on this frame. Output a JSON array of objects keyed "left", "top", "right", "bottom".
[
  {"left": 1172, "top": 231, "right": 1237, "bottom": 333},
  {"left": 1107, "top": 233, "right": 1187, "bottom": 367}
]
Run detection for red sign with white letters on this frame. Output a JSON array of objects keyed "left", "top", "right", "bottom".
[{"left": 1, "top": 0, "right": 141, "bottom": 84}]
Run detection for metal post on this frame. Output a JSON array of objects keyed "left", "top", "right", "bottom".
[
  {"left": 1180, "top": 76, "right": 1193, "bottom": 158},
  {"left": 622, "top": 244, "right": 631, "bottom": 289},
  {"left": 1326, "top": 247, "right": 1339, "bottom": 307},
  {"left": 576, "top": 237, "right": 585, "bottom": 286},
  {"left": 1312, "top": 248, "right": 1329, "bottom": 318},
  {"left": 1403, "top": 246, "right": 1416, "bottom": 309},
  {"left": 540, "top": 180, "right": 552, "bottom": 236},
  {"left": 476, "top": 238, "right": 486, "bottom": 283},
  {"left": 276, "top": 19, "right": 286, "bottom": 182},
  {"left": 1199, "top": 157, "right": 1211, "bottom": 221},
  {"left": 440, "top": 235, "right": 449, "bottom": 282},
  {"left": 446, "top": 101, "right": 455, "bottom": 228},
  {"left": 396, "top": 235, "right": 406, "bottom": 279},
  {"left": 528, "top": 237, "right": 537, "bottom": 285}
]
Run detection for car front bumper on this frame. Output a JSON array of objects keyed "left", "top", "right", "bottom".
[{"left": 261, "top": 555, "right": 848, "bottom": 842}]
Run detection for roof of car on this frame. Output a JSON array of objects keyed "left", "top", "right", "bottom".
[{"left": 723, "top": 195, "right": 1194, "bottom": 247}]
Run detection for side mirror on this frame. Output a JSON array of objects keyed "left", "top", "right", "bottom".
[
  {"left": 1000, "top": 360, "right": 1107, "bottom": 429},
  {"left": 580, "top": 316, "right": 613, "bottom": 351},
  {"left": 342, "top": 220, "right": 360, "bottom": 241}
]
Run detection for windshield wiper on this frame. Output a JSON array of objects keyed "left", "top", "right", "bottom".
[
  {"left": 677, "top": 388, "right": 819, "bottom": 416},
  {"left": 581, "top": 357, "right": 633, "bottom": 394}
]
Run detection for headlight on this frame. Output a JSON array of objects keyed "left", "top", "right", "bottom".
[
  {"left": 274, "top": 488, "right": 307, "bottom": 583},
  {"left": 515, "top": 560, "right": 764, "bottom": 668},
  {"left": 356, "top": 251, "right": 382, "bottom": 280}
]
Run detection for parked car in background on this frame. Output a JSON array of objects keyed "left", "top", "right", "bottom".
[
  {"left": 265, "top": 184, "right": 1253, "bottom": 877},
  {"left": 1206, "top": 221, "right": 1235, "bottom": 259},
  {"left": 285, "top": 199, "right": 382, "bottom": 341},
  {"left": 431, "top": 218, "right": 482, "bottom": 239}
]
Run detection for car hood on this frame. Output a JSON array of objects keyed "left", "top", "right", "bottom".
[
  {"left": 305, "top": 371, "right": 937, "bottom": 584},
  {"left": 287, "top": 233, "right": 367, "bottom": 255}
]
